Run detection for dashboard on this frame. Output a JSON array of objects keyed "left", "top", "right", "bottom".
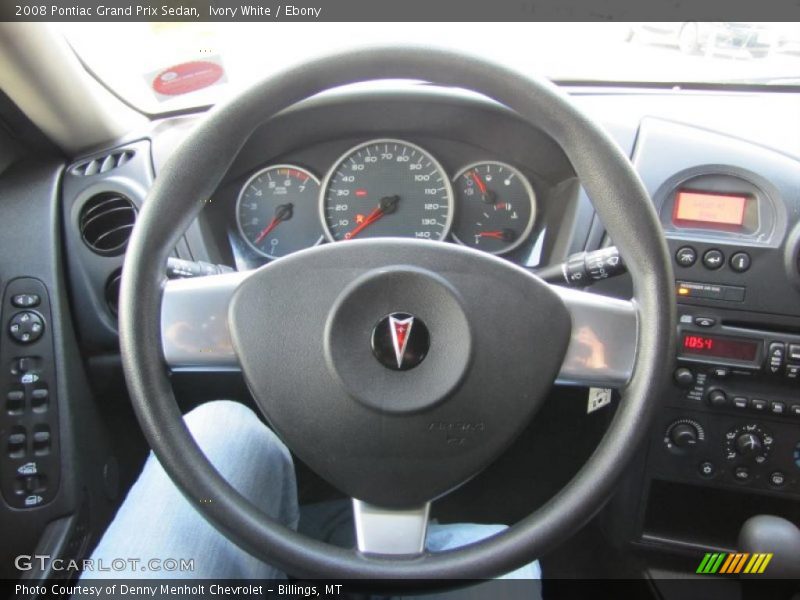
[
  {"left": 3, "top": 81, "right": 800, "bottom": 579},
  {"left": 188, "top": 90, "right": 581, "bottom": 274},
  {"left": 233, "top": 141, "right": 536, "bottom": 260}
]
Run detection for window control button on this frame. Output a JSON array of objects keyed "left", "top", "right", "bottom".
[
  {"left": 6, "top": 390, "right": 24, "bottom": 414},
  {"left": 32, "top": 429, "right": 51, "bottom": 455},
  {"left": 8, "top": 429, "right": 26, "bottom": 458},
  {"left": 31, "top": 388, "right": 48, "bottom": 411}
]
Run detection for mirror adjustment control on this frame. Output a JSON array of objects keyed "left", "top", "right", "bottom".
[{"left": 8, "top": 311, "right": 44, "bottom": 344}]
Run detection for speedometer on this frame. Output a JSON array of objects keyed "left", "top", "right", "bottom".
[{"left": 320, "top": 139, "right": 453, "bottom": 242}]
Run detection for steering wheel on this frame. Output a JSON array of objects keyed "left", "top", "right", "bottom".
[{"left": 119, "top": 47, "right": 675, "bottom": 581}]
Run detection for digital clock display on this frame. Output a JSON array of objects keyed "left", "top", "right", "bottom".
[
  {"left": 673, "top": 191, "right": 748, "bottom": 228},
  {"left": 681, "top": 333, "right": 759, "bottom": 362}
]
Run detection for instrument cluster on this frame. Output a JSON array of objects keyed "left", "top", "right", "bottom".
[{"left": 234, "top": 138, "right": 537, "bottom": 261}]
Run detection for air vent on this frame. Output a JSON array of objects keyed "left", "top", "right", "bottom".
[
  {"left": 79, "top": 193, "right": 137, "bottom": 256},
  {"left": 71, "top": 149, "right": 134, "bottom": 177},
  {"left": 105, "top": 269, "right": 122, "bottom": 316}
]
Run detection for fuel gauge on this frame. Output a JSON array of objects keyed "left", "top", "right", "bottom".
[{"left": 451, "top": 161, "right": 536, "bottom": 255}]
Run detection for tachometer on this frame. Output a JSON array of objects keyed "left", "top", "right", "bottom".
[
  {"left": 320, "top": 139, "right": 453, "bottom": 242},
  {"left": 236, "top": 165, "right": 322, "bottom": 259},
  {"left": 451, "top": 161, "right": 536, "bottom": 255}
]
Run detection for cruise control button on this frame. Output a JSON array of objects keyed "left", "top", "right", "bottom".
[
  {"left": 730, "top": 252, "right": 751, "bottom": 273},
  {"left": 676, "top": 246, "right": 697, "bottom": 267},
  {"left": 702, "top": 249, "right": 725, "bottom": 270}
]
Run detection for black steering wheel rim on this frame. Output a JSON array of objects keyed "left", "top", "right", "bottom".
[{"left": 119, "top": 46, "right": 675, "bottom": 580}]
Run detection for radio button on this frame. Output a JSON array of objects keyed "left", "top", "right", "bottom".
[
  {"left": 770, "top": 401, "right": 786, "bottom": 415},
  {"left": 750, "top": 398, "right": 768, "bottom": 412},
  {"left": 789, "top": 344, "right": 800, "bottom": 362},
  {"left": 791, "top": 405, "right": 800, "bottom": 417},
  {"left": 733, "top": 396, "right": 749, "bottom": 409},
  {"left": 730, "top": 252, "right": 751, "bottom": 273},
  {"left": 674, "top": 368, "right": 695, "bottom": 388},
  {"left": 786, "top": 365, "right": 800, "bottom": 380},
  {"left": 711, "top": 367, "right": 729, "bottom": 379},
  {"left": 675, "top": 246, "right": 697, "bottom": 267},
  {"left": 702, "top": 249, "right": 725, "bottom": 270},
  {"left": 694, "top": 316, "right": 716, "bottom": 328},
  {"left": 707, "top": 389, "right": 728, "bottom": 407},
  {"left": 767, "top": 342, "right": 785, "bottom": 374}
]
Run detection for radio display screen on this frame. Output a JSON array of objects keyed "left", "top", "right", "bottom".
[
  {"left": 673, "top": 191, "right": 747, "bottom": 227},
  {"left": 680, "top": 333, "right": 760, "bottom": 362}
]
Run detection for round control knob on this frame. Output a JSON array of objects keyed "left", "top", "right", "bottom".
[
  {"left": 736, "top": 432, "right": 764, "bottom": 457},
  {"left": 707, "top": 389, "right": 727, "bottom": 407},
  {"left": 670, "top": 423, "right": 699, "bottom": 448},
  {"left": 674, "top": 367, "right": 695, "bottom": 388}
]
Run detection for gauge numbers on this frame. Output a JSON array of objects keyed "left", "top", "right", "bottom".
[
  {"left": 236, "top": 165, "right": 323, "bottom": 259},
  {"left": 320, "top": 139, "right": 453, "bottom": 242},
  {"left": 451, "top": 161, "right": 536, "bottom": 255}
]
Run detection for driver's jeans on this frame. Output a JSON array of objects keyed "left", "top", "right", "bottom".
[{"left": 84, "top": 401, "right": 541, "bottom": 586}]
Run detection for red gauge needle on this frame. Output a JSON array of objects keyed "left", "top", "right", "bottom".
[
  {"left": 344, "top": 195, "right": 399, "bottom": 239},
  {"left": 254, "top": 203, "right": 293, "bottom": 245},
  {"left": 478, "top": 229, "right": 516, "bottom": 241},
  {"left": 470, "top": 170, "right": 496, "bottom": 204},
  {"left": 470, "top": 170, "right": 487, "bottom": 194}
]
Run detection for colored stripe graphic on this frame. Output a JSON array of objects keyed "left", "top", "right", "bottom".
[{"left": 699, "top": 552, "right": 774, "bottom": 574}]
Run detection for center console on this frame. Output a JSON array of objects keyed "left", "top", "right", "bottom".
[{"left": 610, "top": 117, "right": 800, "bottom": 557}]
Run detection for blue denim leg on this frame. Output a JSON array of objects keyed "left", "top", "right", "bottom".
[{"left": 83, "top": 400, "right": 298, "bottom": 579}]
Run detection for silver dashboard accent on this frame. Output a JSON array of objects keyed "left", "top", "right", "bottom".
[
  {"left": 161, "top": 271, "right": 247, "bottom": 370},
  {"left": 162, "top": 270, "right": 637, "bottom": 388},
  {"left": 352, "top": 499, "right": 430, "bottom": 555},
  {"left": 553, "top": 286, "right": 638, "bottom": 388}
]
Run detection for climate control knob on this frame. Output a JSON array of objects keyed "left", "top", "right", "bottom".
[
  {"left": 725, "top": 424, "right": 773, "bottom": 464},
  {"left": 664, "top": 419, "right": 705, "bottom": 453},
  {"left": 736, "top": 432, "right": 764, "bottom": 457},
  {"left": 670, "top": 423, "right": 700, "bottom": 448}
]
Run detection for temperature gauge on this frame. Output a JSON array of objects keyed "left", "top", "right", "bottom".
[{"left": 451, "top": 161, "right": 536, "bottom": 255}]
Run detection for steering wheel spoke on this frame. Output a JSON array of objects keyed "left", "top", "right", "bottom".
[
  {"left": 352, "top": 500, "right": 430, "bottom": 556},
  {"left": 161, "top": 272, "right": 639, "bottom": 391},
  {"left": 552, "top": 286, "right": 638, "bottom": 388}
]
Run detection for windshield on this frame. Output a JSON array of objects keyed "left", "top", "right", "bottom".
[{"left": 59, "top": 22, "right": 800, "bottom": 114}]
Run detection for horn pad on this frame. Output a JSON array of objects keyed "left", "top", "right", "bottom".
[{"left": 228, "top": 239, "right": 571, "bottom": 508}]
